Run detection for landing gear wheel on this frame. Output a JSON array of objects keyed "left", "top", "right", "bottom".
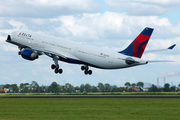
[
  {"left": 58, "top": 69, "right": 63, "bottom": 74},
  {"left": 84, "top": 70, "right": 89, "bottom": 75},
  {"left": 54, "top": 68, "right": 59, "bottom": 74},
  {"left": 81, "top": 66, "right": 85, "bottom": 71},
  {"left": 82, "top": 65, "right": 92, "bottom": 75},
  {"left": 88, "top": 70, "right": 92, "bottom": 75},
  {"left": 51, "top": 64, "right": 56, "bottom": 69}
]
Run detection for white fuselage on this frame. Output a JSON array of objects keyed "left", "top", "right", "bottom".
[{"left": 9, "top": 31, "right": 147, "bottom": 69}]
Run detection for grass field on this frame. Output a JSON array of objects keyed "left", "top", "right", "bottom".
[{"left": 0, "top": 98, "right": 180, "bottom": 120}]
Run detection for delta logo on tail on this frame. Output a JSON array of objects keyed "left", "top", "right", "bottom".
[{"left": 119, "top": 27, "right": 153, "bottom": 58}]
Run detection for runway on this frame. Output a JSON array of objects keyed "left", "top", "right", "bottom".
[{"left": 1, "top": 96, "right": 180, "bottom": 98}]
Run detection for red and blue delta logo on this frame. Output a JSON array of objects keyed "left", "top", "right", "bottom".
[{"left": 18, "top": 32, "right": 32, "bottom": 37}]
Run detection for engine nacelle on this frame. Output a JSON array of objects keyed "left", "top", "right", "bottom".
[
  {"left": 21, "top": 48, "right": 38, "bottom": 61},
  {"left": 125, "top": 57, "right": 135, "bottom": 65}
]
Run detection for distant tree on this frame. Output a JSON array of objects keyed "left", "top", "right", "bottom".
[
  {"left": 19, "top": 83, "right": 29, "bottom": 93},
  {"left": 11, "top": 84, "right": 19, "bottom": 93},
  {"left": 170, "top": 86, "right": 176, "bottom": 92},
  {"left": 97, "top": 83, "right": 104, "bottom": 92},
  {"left": 30, "top": 81, "right": 39, "bottom": 93},
  {"left": 56, "top": 84, "right": 61, "bottom": 92},
  {"left": 131, "top": 83, "right": 136, "bottom": 87},
  {"left": 84, "top": 84, "right": 91, "bottom": 92},
  {"left": 65, "top": 83, "right": 73, "bottom": 92},
  {"left": 177, "top": 84, "right": 180, "bottom": 92},
  {"left": 149, "top": 84, "right": 159, "bottom": 92},
  {"left": 104, "top": 83, "right": 111, "bottom": 92},
  {"left": 49, "top": 82, "right": 56, "bottom": 92},
  {"left": 80, "top": 84, "right": 85, "bottom": 92},
  {"left": 39, "top": 85, "right": 47, "bottom": 93},
  {"left": 111, "top": 85, "right": 118, "bottom": 92},
  {"left": 20, "top": 83, "right": 24, "bottom": 91},
  {"left": 119, "top": 87, "right": 127, "bottom": 92},
  {"left": 3, "top": 84, "right": 11, "bottom": 89},
  {"left": 124, "top": 82, "right": 131, "bottom": 89},
  {"left": 24, "top": 83, "right": 30, "bottom": 93},
  {"left": 137, "top": 82, "right": 144, "bottom": 88},
  {"left": 60, "top": 85, "right": 66, "bottom": 92},
  {"left": 49, "top": 82, "right": 60, "bottom": 93},
  {"left": 91, "top": 86, "right": 98, "bottom": 92},
  {"left": 163, "top": 83, "right": 170, "bottom": 92}
]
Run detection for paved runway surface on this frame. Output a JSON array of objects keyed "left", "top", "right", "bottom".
[{"left": 1, "top": 96, "right": 180, "bottom": 98}]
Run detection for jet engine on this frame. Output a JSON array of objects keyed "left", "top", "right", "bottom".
[
  {"left": 21, "top": 48, "right": 38, "bottom": 61},
  {"left": 125, "top": 57, "right": 135, "bottom": 65}
]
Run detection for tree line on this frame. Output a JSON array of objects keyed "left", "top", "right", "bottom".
[{"left": 1, "top": 81, "right": 180, "bottom": 93}]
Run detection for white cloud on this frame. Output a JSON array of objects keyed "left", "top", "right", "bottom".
[
  {"left": 0, "top": 0, "right": 101, "bottom": 18},
  {"left": 54, "top": 12, "right": 175, "bottom": 42},
  {"left": 0, "top": 20, "right": 13, "bottom": 29},
  {"left": 105, "top": 0, "right": 180, "bottom": 16},
  {"left": 0, "top": 44, "right": 17, "bottom": 52},
  {"left": 8, "top": 19, "right": 27, "bottom": 30}
]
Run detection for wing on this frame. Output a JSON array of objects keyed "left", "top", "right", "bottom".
[
  {"left": 144, "top": 44, "right": 176, "bottom": 53},
  {"left": 27, "top": 46, "right": 78, "bottom": 62},
  {"left": 31, "top": 47, "right": 67, "bottom": 59}
]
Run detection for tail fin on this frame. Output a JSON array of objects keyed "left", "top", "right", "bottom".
[{"left": 119, "top": 27, "right": 154, "bottom": 58}]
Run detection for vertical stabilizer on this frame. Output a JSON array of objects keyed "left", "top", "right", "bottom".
[{"left": 119, "top": 27, "right": 154, "bottom": 58}]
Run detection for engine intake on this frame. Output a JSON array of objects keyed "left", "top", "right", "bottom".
[{"left": 21, "top": 48, "right": 38, "bottom": 61}]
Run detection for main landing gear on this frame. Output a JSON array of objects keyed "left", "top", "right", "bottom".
[
  {"left": 51, "top": 56, "right": 63, "bottom": 74},
  {"left": 81, "top": 65, "right": 92, "bottom": 75}
]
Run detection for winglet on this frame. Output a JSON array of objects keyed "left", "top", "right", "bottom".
[{"left": 168, "top": 44, "right": 176, "bottom": 50}]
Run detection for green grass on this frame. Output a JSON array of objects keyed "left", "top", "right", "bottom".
[{"left": 0, "top": 98, "right": 180, "bottom": 120}]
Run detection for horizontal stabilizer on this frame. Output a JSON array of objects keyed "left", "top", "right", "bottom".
[{"left": 145, "top": 44, "right": 176, "bottom": 53}]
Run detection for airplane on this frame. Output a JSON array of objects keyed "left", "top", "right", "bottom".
[{"left": 6, "top": 27, "right": 175, "bottom": 75}]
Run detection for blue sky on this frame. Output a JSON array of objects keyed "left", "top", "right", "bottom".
[{"left": 0, "top": 0, "right": 180, "bottom": 87}]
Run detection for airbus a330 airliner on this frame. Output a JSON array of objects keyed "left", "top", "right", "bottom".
[{"left": 6, "top": 27, "right": 175, "bottom": 75}]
